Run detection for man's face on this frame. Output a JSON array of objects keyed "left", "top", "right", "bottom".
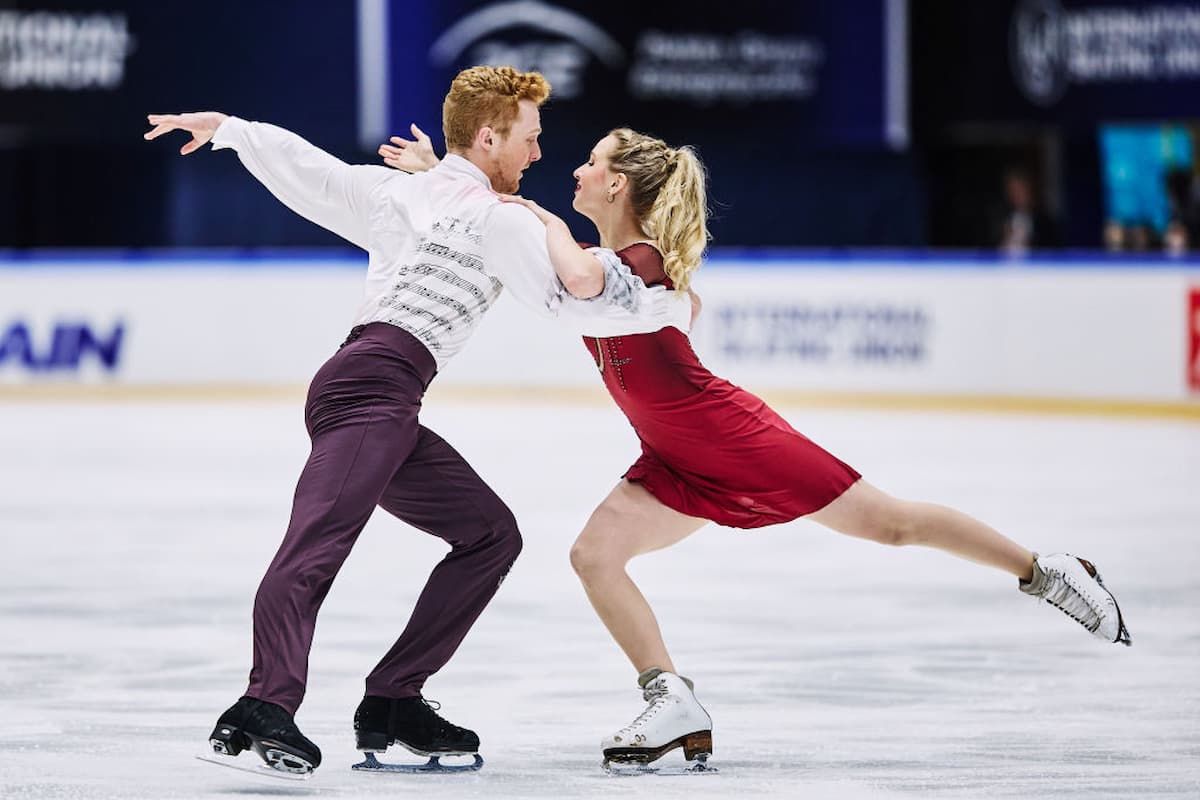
[
  {"left": 487, "top": 99, "right": 542, "bottom": 194},
  {"left": 1006, "top": 175, "right": 1032, "bottom": 210}
]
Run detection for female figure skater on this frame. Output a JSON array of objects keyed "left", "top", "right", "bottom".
[{"left": 381, "top": 126, "right": 1131, "bottom": 772}]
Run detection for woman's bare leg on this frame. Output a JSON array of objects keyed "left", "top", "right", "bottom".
[
  {"left": 570, "top": 480, "right": 708, "bottom": 673},
  {"left": 806, "top": 479, "right": 1035, "bottom": 580}
]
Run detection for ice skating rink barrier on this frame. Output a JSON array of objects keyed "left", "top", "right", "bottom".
[{"left": 2, "top": 250, "right": 1199, "bottom": 419}]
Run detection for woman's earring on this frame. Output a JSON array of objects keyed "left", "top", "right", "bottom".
[{"left": 606, "top": 193, "right": 615, "bottom": 204}]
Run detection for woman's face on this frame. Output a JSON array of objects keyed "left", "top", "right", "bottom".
[{"left": 572, "top": 135, "right": 619, "bottom": 218}]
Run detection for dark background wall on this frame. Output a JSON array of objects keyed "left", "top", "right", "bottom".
[
  {"left": 911, "top": 0, "right": 1200, "bottom": 250},
  {"left": 0, "top": 0, "right": 926, "bottom": 248},
  {"left": 2, "top": 0, "right": 1197, "bottom": 250}
]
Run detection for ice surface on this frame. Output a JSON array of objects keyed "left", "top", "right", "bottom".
[{"left": 1, "top": 396, "right": 1197, "bottom": 799}]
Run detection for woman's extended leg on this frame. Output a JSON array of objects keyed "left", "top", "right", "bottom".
[
  {"left": 806, "top": 478, "right": 1035, "bottom": 579},
  {"left": 807, "top": 478, "right": 1130, "bottom": 644}
]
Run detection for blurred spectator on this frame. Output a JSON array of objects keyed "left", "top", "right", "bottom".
[
  {"left": 1165, "top": 167, "right": 1200, "bottom": 245},
  {"left": 1126, "top": 222, "right": 1156, "bottom": 252},
  {"left": 1165, "top": 218, "right": 1189, "bottom": 256},
  {"left": 994, "top": 167, "right": 1059, "bottom": 253},
  {"left": 1103, "top": 219, "right": 1126, "bottom": 252}
]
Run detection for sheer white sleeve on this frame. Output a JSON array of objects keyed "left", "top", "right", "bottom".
[{"left": 484, "top": 204, "right": 691, "bottom": 335}]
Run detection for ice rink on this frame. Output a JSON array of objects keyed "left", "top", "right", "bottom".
[{"left": 1, "top": 394, "right": 1198, "bottom": 799}]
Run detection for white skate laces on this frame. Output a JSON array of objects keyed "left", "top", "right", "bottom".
[
  {"left": 611, "top": 677, "right": 672, "bottom": 746},
  {"left": 1021, "top": 553, "right": 1132, "bottom": 646}
]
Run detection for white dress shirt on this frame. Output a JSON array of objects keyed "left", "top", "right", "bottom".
[{"left": 210, "top": 117, "right": 691, "bottom": 369}]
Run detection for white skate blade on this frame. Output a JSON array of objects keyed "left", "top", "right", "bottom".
[
  {"left": 603, "top": 753, "right": 717, "bottom": 776},
  {"left": 195, "top": 752, "right": 312, "bottom": 781},
  {"left": 352, "top": 751, "right": 483, "bottom": 774}
]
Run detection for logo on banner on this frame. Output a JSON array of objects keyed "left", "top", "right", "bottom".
[
  {"left": 429, "top": 1, "right": 625, "bottom": 99},
  {"left": 630, "top": 31, "right": 825, "bottom": 105},
  {"left": 1189, "top": 288, "right": 1200, "bottom": 393},
  {"left": 1010, "top": 0, "right": 1200, "bottom": 106},
  {"left": 714, "top": 303, "right": 930, "bottom": 364},
  {"left": 0, "top": 11, "right": 135, "bottom": 90},
  {"left": 1010, "top": 0, "right": 1068, "bottom": 106},
  {"left": 0, "top": 320, "right": 125, "bottom": 372},
  {"left": 426, "top": 2, "right": 825, "bottom": 106}
]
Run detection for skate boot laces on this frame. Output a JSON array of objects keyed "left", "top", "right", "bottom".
[
  {"left": 1033, "top": 556, "right": 1110, "bottom": 633},
  {"left": 412, "top": 699, "right": 472, "bottom": 740},
  {"left": 1021, "top": 553, "right": 1131, "bottom": 645},
  {"left": 415, "top": 699, "right": 447, "bottom": 728},
  {"left": 1043, "top": 574, "right": 1100, "bottom": 631},
  {"left": 615, "top": 678, "right": 672, "bottom": 743}
]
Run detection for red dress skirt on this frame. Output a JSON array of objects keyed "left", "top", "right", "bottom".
[{"left": 586, "top": 243, "right": 860, "bottom": 529}]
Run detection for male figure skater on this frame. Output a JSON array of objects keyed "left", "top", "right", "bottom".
[{"left": 144, "top": 66, "right": 691, "bottom": 775}]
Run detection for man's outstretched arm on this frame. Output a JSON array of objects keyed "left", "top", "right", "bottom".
[{"left": 145, "top": 112, "right": 394, "bottom": 250}]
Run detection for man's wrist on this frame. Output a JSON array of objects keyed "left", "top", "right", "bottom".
[{"left": 209, "top": 115, "right": 244, "bottom": 151}]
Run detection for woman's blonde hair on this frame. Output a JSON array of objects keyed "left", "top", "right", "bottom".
[
  {"left": 442, "top": 66, "right": 551, "bottom": 153},
  {"left": 607, "top": 128, "right": 710, "bottom": 291}
]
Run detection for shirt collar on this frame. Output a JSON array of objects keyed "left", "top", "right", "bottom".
[{"left": 438, "top": 153, "right": 493, "bottom": 190}]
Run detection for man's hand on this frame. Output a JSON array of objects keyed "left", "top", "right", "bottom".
[
  {"left": 379, "top": 123, "right": 439, "bottom": 172},
  {"left": 143, "top": 112, "right": 230, "bottom": 155}
]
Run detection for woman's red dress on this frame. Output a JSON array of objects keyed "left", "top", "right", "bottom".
[{"left": 583, "top": 243, "right": 860, "bottom": 529}]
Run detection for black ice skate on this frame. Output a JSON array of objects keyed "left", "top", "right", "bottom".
[
  {"left": 199, "top": 696, "right": 322, "bottom": 779},
  {"left": 351, "top": 695, "right": 484, "bottom": 773}
]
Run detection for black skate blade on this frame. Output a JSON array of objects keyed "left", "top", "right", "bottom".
[
  {"left": 195, "top": 753, "right": 312, "bottom": 781},
  {"left": 1084, "top": 559, "right": 1134, "bottom": 647},
  {"left": 603, "top": 754, "right": 718, "bottom": 776},
  {"left": 352, "top": 751, "right": 483, "bottom": 774}
]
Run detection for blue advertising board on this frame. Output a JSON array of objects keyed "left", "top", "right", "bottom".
[
  {"left": 369, "top": 0, "right": 901, "bottom": 152},
  {"left": 362, "top": 0, "right": 908, "bottom": 244}
]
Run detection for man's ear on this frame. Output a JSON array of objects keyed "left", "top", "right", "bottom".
[{"left": 475, "top": 126, "right": 495, "bottom": 152}]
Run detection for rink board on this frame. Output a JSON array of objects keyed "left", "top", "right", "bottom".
[{"left": 1, "top": 253, "right": 1198, "bottom": 406}]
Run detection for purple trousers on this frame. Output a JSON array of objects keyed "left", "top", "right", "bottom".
[{"left": 245, "top": 323, "right": 522, "bottom": 715}]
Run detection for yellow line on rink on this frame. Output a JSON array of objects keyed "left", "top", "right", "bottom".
[
  {"left": 0, "top": 382, "right": 1198, "bottom": 421},
  {"left": 755, "top": 390, "right": 1200, "bottom": 421},
  {"left": 426, "top": 386, "right": 1200, "bottom": 421}
]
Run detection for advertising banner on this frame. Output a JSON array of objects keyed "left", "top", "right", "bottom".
[
  {"left": 1189, "top": 286, "right": 1200, "bottom": 392},
  {"left": 0, "top": 259, "right": 364, "bottom": 384},
  {"left": 374, "top": 0, "right": 899, "bottom": 154},
  {"left": 914, "top": 0, "right": 1200, "bottom": 129},
  {"left": 363, "top": 0, "right": 907, "bottom": 248},
  {"left": 3, "top": 255, "right": 1197, "bottom": 408},
  {"left": 0, "top": 2, "right": 358, "bottom": 142}
]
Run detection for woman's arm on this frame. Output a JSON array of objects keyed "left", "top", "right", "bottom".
[
  {"left": 484, "top": 203, "right": 692, "bottom": 335},
  {"left": 377, "top": 130, "right": 605, "bottom": 297},
  {"left": 497, "top": 195, "right": 605, "bottom": 299}
]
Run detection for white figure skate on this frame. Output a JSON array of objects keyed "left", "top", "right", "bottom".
[
  {"left": 1021, "top": 553, "right": 1132, "bottom": 645},
  {"left": 601, "top": 670, "right": 715, "bottom": 775}
]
